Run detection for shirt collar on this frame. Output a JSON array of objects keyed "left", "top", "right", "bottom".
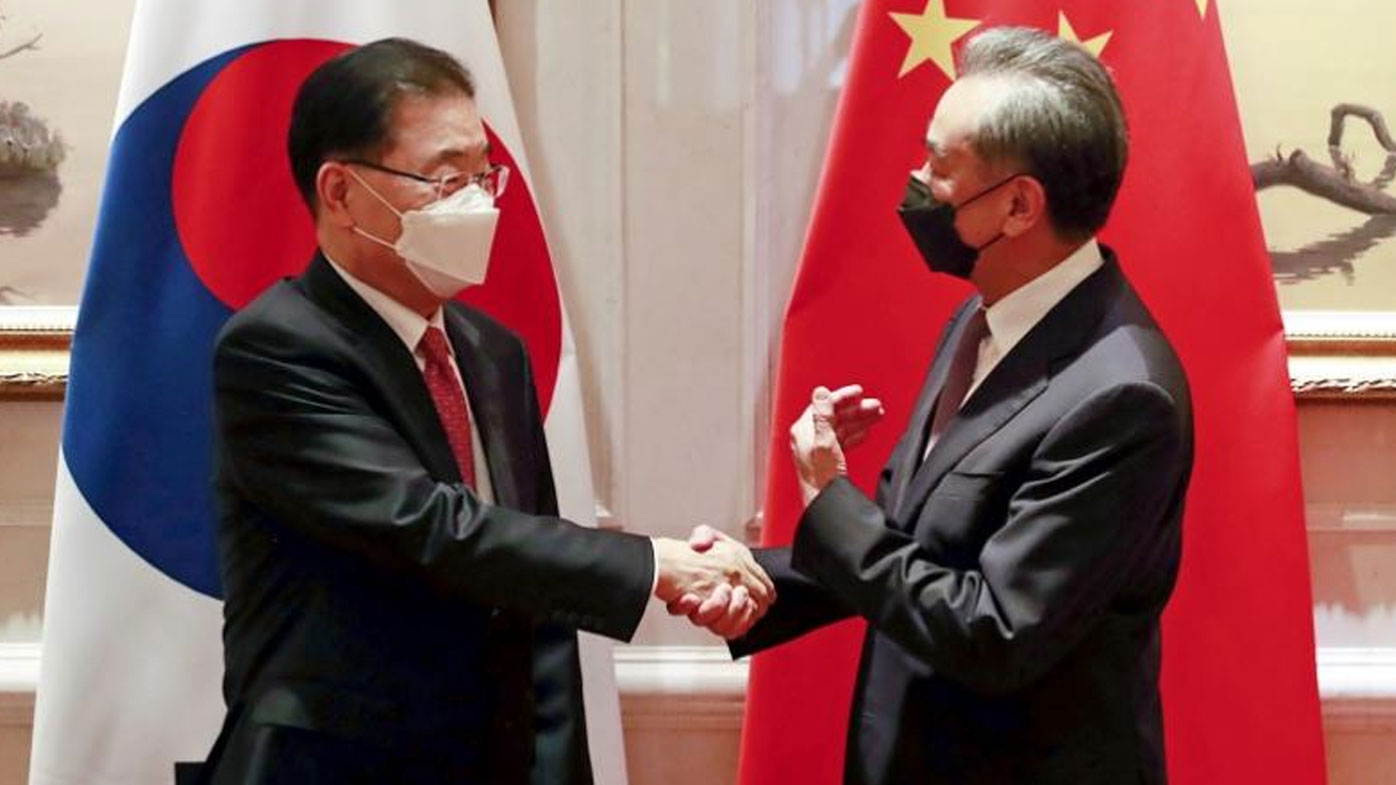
[
  {"left": 983, "top": 238, "right": 1103, "bottom": 358},
  {"left": 324, "top": 254, "right": 446, "bottom": 354}
]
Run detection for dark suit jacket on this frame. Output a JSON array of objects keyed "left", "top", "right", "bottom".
[
  {"left": 202, "top": 254, "right": 654, "bottom": 785},
  {"left": 734, "top": 251, "right": 1194, "bottom": 785}
]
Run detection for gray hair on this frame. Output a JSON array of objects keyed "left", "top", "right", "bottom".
[{"left": 957, "top": 27, "right": 1129, "bottom": 240}]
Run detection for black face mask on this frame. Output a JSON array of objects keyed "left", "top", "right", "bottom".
[{"left": 897, "top": 173, "right": 1018, "bottom": 279}]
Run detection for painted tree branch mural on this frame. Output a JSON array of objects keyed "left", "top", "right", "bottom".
[
  {"left": 0, "top": 6, "right": 66, "bottom": 304},
  {"left": 1252, "top": 104, "right": 1396, "bottom": 284}
]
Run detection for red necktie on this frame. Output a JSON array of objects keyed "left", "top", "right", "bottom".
[{"left": 418, "top": 326, "right": 477, "bottom": 488}]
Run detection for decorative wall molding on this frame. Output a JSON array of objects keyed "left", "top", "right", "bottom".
[
  {"left": 1285, "top": 312, "right": 1396, "bottom": 344},
  {"left": 613, "top": 645, "right": 1396, "bottom": 730},
  {"left": 0, "top": 372, "right": 67, "bottom": 400},
  {"left": 0, "top": 308, "right": 73, "bottom": 400},
  {"left": 614, "top": 646, "right": 748, "bottom": 731},
  {"left": 615, "top": 646, "right": 748, "bottom": 696},
  {"left": 12, "top": 336, "right": 1396, "bottom": 402},
  {"left": 1286, "top": 314, "right": 1396, "bottom": 400},
  {"left": 1289, "top": 356, "right": 1396, "bottom": 400},
  {"left": 1317, "top": 648, "right": 1396, "bottom": 731},
  {"left": 0, "top": 307, "right": 77, "bottom": 335},
  {"left": 3, "top": 644, "right": 1395, "bottom": 731},
  {"left": 0, "top": 643, "right": 39, "bottom": 727}
]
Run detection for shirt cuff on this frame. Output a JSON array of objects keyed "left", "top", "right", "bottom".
[
  {"left": 634, "top": 540, "right": 663, "bottom": 628},
  {"left": 649, "top": 539, "right": 660, "bottom": 596}
]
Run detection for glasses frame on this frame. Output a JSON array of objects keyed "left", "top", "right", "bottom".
[{"left": 339, "top": 158, "right": 510, "bottom": 200}]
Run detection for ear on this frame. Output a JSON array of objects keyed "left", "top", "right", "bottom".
[
  {"left": 1001, "top": 175, "right": 1048, "bottom": 238},
  {"left": 316, "top": 161, "right": 355, "bottom": 229}
]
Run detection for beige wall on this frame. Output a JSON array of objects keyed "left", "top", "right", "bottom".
[
  {"left": 494, "top": 0, "right": 851, "bottom": 646},
  {"left": 5, "top": 2, "right": 1396, "bottom": 784},
  {"left": 5, "top": 399, "right": 1396, "bottom": 785},
  {"left": 0, "top": 401, "right": 57, "bottom": 785}
]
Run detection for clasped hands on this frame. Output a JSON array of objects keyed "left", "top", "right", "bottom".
[
  {"left": 653, "top": 384, "right": 883, "bottom": 640},
  {"left": 653, "top": 530, "right": 773, "bottom": 639}
]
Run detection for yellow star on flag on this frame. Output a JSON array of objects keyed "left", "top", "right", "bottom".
[
  {"left": 889, "top": 0, "right": 981, "bottom": 79},
  {"left": 1195, "top": 0, "right": 1210, "bottom": 19},
  {"left": 1057, "top": 11, "right": 1112, "bottom": 59}
]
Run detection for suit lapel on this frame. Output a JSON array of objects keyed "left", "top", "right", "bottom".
[
  {"left": 891, "top": 254, "right": 1125, "bottom": 528},
  {"left": 295, "top": 254, "right": 461, "bottom": 483},
  {"left": 443, "top": 308, "right": 520, "bottom": 508},
  {"left": 892, "top": 346, "right": 1049, "bottom": 526},
  {"left": 888, "top": 298, "right": 981, "bottom": 518}
]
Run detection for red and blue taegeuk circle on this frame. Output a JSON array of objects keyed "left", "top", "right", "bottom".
[{"left": 64, "top": 40, "right": 562, "bottom": 597}]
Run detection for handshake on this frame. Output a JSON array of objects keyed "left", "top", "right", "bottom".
[
  {"left": 652, "top": 525, "right": 771, "bottom": 640},
  {"left": 649, "top": 384, "right": 885, "bottom": 640}
]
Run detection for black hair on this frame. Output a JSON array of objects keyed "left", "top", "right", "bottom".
[{"left": 287, "top": 37, "right": 475, "bottom": 212}]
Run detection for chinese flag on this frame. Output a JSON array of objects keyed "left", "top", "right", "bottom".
[{"left": 742, "top": 1, "right": 1326, "bottom": 784}]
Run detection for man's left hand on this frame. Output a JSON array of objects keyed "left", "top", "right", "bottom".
[{"left": 790, "top": 385, "right": 883, "bottom": 505}]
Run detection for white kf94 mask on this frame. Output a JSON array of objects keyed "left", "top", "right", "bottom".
[{"left": 349, "top": 168, "right": 500, "bottom": 297}]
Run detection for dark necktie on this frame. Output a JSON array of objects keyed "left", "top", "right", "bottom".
[
  {"left": 417, "top": 326, "right": 477, "bottom": 487},
  {"left": 926, "top": 307, "right": 989, "bottom": 450}
]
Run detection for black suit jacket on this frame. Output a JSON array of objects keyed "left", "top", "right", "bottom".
[
  {"left": 734, "top": 252, "right": 1194, "bottom": 785},
  {"left": 202, "top": 254, "right": 654, "bottom": 785}
]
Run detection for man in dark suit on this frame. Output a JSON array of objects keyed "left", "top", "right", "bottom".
[
  {"left": 202, "top": 39, "right": 772, "bottom": 785},
  {"left": 684, "top": 27, "right": 1194, "bottom": 785}
]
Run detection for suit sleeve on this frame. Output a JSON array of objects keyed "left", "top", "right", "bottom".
[
  {"left": 727, "top": 546, "right": 855, "bottom": 658},
  {"left": 728, "top": 379, "right": 919, "bottom": 658},
  {"left": 518, "top": 350, "right": 596, "bottom": 785},
  {"left": 790, "top": 381, "right": 1188, "bottom": 695},
  {"left": 213, "top": 319, "right": 654, "bottom": 643}
]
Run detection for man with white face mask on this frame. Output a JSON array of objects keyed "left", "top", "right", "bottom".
[
  {"left": 203, "top": 38, "right": 773, "bottom": 785},
  {"left": 342, "top": 157, "right": 503, "bottom": 296}
]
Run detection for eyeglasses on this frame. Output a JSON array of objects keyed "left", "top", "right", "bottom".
[{"left": 340, "top": 158, "right": 510, "bottom": 200}]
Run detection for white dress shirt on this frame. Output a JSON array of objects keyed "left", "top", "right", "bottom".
[
  {"left": 326, "top": 257, "right": 496, "bottom": 504},
  {"left": 326, "top": 257, "right": 664, "bottom": 603},
  {"left": 925, "top": 239, "right": 1104, "bottom": 460}
]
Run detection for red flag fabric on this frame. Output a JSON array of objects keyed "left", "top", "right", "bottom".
[{"left": 742, "top": 1, "right": 1325, "bottom": 784}]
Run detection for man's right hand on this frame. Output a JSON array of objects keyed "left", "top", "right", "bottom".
[
  {"left": 790, "top": 384, "right": 884, "bottom": 505},
  {"left": 653, "top": 533, "right": 774, "bottom": 640}
]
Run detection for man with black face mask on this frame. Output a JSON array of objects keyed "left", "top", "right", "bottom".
[
  {"left": 898, "top": 170, "right": 1020, "bottom": 279},
  {"left": 688, "top": 26, "right": 1195, "bottom": 785}
]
